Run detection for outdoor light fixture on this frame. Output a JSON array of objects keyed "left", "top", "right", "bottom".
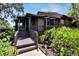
[
  {"left": 19, "top": 23, "right": 23, "bottom": 26},
  {"left": 18, "top": 23, "right": 23, "bottom": 26}
]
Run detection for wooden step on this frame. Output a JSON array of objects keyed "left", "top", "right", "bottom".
[
  {"left": 18, "top": 45, "right": 37, "bottom": 54},
  {"left": 16, "top": 38, "right": 36, "bottom": 47},
  {"left": 15, "top": 37, "right": 37, "bottom": 54},
  {"left": 16, "top": 43, "right": 36, "bottom": 49}
]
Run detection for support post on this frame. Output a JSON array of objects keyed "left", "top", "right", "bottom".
[
  {"left": 25, "top": 19, "right": 26, "bottom": 31},
  {"left": 46, "top": 18, "right": 47, "bottom": 30},
  {"left": 14, "top": 17, "right": 17, "bottom": 31},
  {"left": 28, "top": 17, "right": 31, "bottom": 31},
  {"left": 45, "top": 17, "right": 48, "bottom": 30},
  {"left": 53, "top": 19, "right": 55, "bottom": 27},
  {"left": 18, "top": 19, "right": 20, "bottom": 31}
]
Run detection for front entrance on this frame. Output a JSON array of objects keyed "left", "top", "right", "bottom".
[{"left": 18, "top": 17, "right": 29, "bottom": 32}]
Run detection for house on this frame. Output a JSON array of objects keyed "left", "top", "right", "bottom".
[
  {"left": 13, "top": 11, "right": 73, "bottom": 53},
  {"left": 14, "top": 11, "right": 72, "bottom": 34}
]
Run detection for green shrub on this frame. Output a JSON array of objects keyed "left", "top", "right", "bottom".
[
  {"left": 0, "top": 28, "right": 18, "bottom": 56},
  {"left": 0, "top": 28, "right": 14, "bottom": 42},
  {"left": 40, "top": 26, "right": 79, "bottom": 56},
  {"left": 0, "top": 40, "right": 18, "bottom": 56},
  {"left": 39, "top": 27, "right": 55, "bottom": 44},
  {"left": 39, "top": 35, "right": 45, "bottom": 44}
]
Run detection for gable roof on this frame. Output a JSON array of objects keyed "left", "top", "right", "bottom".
[
  {"left": 37, "top": 11, "right": 63, "bottom": 18},
  {"left": 37, "top": 11, "right": 73, "bottom": 21},
  {"left": 14, "top": 11, "right": 73, "bottom": 21},
  {"left": 26, "top": 13, "right": 45, "bottom": 18}
]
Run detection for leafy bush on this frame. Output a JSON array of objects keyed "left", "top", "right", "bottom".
[
  {"left": 0, "top": 40, "right": 18, "bottom": 56},
  {"left": 0, "top": 28, "right": 14, "bottom": 42},
  {"left": 39, "top": 35, "right": 45, "bottom": 44},
  {"left": 39, "top": 27, "right": 79, "bottom": 56},
  {"left": 0, "top": 28, "right": 18, "bottom": 56},
  {"left": 39, "top": 27, "right": 55, "bottom": 44}
]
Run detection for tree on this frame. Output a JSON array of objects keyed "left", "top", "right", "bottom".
[
  {"left": 0, "top": 3, "right": 24, "bottom": 18},
  {"left": 0, "top": 3, "right": 24, "bottom": 28},
  {"left": 67, "top": 3, "right": 79, "bottom": 27},
  {"left": 0, "top": 18, "right": 10, "bottom": 29},
  {"left": 67, "top": 3, "right": 79, "bottom": 20}
]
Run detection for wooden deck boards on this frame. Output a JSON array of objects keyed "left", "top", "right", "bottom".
[{"left": 16, "top": 37, "right": 36, "bottom": 46}]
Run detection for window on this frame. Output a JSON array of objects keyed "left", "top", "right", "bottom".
[{"left": 47, "top": 19, "right": 53, "bottom": 25}]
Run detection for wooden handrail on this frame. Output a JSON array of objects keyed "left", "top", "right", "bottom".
[{"left": 30, "top": 30, "right": 39, "bottom": 50}]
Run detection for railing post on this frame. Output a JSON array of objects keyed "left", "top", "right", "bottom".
[
  {"left": 44, "top": 41, "right": 48, "bottom": 56},
  {"left": 35, "top": 31, "right": 39, "bottom": 51},
  {"left": 45, "top": 44, "right": 48, "bottom": 56},
  {"left": 13, "top": 31, "right": 18, "bottom": 46}
]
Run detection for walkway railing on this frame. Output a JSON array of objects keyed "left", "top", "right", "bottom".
[{"left": 30, "top": 30, "right": 39, "bottom": 50}]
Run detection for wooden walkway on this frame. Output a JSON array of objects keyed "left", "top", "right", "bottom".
[
  {"left": 14, "top": 31, "right": 39, "bottom": 54},
  {"left": 17, "top": 49, "right": 46, "bottom": 56}
]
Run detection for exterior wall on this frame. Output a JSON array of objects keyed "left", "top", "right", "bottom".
[
  {"left": 64, "top": 19, "right": 69, "bottom": 26},
  {"left": 37, "top": 18, "right": 44, "bottom": 32},
  {"left": 59, "top": 19, "right": 64, "bottom": 26},
  {"left": 31, "top": 18, "right": 38, "bottom": 31},
  {"left": 59, "top": 19, "right": 72, "bottom": 27}
]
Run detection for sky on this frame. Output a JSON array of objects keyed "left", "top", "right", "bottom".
[
  {"left": 9, "top": 3, "right": 71, "bottom": 26},
  {"left": 23, "top": 3, "right": 71, "bottom": 14}
]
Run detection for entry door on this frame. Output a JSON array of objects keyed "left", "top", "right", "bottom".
[{"left": 19, "top": 19, "right": 29, "bottom": 32}]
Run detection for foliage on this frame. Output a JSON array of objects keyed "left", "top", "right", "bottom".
[
  {"left": 0, "top": 40, "right": 18, "bottom": 56},
  {"left": 67, "top": 3, "right": 79, "bottom": 28},
  {"left": 0, "top": 18, "right": 10, "bottom": 29},
  {"left": 39, "top": 27, "right": 55, "bottom": 44},
  {"left": 39, "top": 35, "right": 45, "bottom": 44},
  {"left": 0, "top": 28, "right": 18, "bottom": 56},
  {"left": 0, "top": 3, "right": 24, "bottom": 18},
  {"left": 40, "top": 27, "right": 79, "bottom": 56},
  {"left": 0, "top": 3, "right": 23, "bottom": 56},
  {"left": 67, "top": 3, "right": 79, "bottom": 20},
  {"left": 67, "top": 10, "right": 74, "bottom": 17},
  {"left": 0, "top": 28, "right": 14, "bottom": 41}
]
